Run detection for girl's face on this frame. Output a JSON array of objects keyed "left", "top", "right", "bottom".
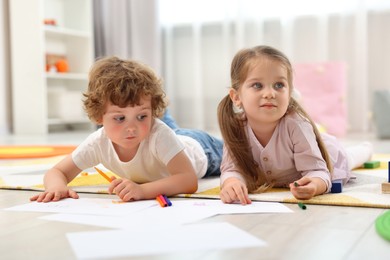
[
  {"left": 99, "top": 95, "right": 153, "bottom": 157},
  {"left": 230, "top": 57, "right": 290, "bottom": 128}
]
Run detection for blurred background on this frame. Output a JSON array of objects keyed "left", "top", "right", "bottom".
[{"left": 1, "top": 0, "right": 390, "bottom": 140}]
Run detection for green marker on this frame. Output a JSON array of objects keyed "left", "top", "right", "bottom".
[
  {"left": 298, "top": 202, "right": 307, "bottom": 210},
  {"left": 363, "top": 161, "right": 380, "bottom": 169},
  {"left": 294, "top": 181, "right": 299, "bottom": 187}
]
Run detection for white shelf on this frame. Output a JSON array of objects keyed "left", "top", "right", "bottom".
[
  {"left": 44, "top": 26, "right": 92, "bottom": 39},
  {"left": 9, "top": 0, "right": 94, "bottom": 134},
  {"left": 45, "top": 72, "right": 88, "bottom": 80}
]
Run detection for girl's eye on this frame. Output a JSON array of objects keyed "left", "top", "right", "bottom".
[
  {"left": 252, "top": 83, "right": 262, "bottom": 89},
  {"left": 274, "top": 82, "right": 285, "bottom": 89},
  {"left": 137, "top": 115, "right": 147, "bottom": 121},
  {"left": 114, "top": 116, "right": 125, "bottom": 122}
]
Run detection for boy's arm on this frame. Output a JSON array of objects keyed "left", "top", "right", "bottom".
[
  {"left": 30, "top": 155, "right": 82, "bottom": 202},
  {"left": 110, "top": 151, "right": 198, "bottom": 201},
  {"left": 44, "top": 155, "right": 81, "bottom": 187},
  {"left": 142, "top": 150, "right": 198, "bottom": 197}
]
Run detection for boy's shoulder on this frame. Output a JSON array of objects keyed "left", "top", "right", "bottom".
[
  {"left": 148, "top": 118, "right": 177, "bottom": 140},
  {"left": 145, "top": 118, "right": 184, "bottom": 151},
  {"left": 151, "top": 118, "right": 173, "bottom": 133},
  {"left": 82, "top": 127, "right": 110, "bottom": 145}
]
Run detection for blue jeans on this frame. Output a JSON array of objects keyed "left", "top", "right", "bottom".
[{"left": 161, "top": 111, "right": 223, "bottom": 178}]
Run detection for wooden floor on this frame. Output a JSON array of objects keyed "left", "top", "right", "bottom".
[
  {"left": 0, "top": 189, "right": 389, "bottom": 260},
  {"left": 0, "top": 131, "right": 390, "bottom": 259}
]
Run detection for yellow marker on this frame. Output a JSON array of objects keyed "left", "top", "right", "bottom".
[
  {"left": 112, "top": 200, "right": 126, "bottom": 204},
  {"left": 94, "top": 167, "right": 112, "bottom": 183}
]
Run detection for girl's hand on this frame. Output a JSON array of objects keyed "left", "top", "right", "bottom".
[
  {"left": 108, "top": 177, "right": 144, "bottom": 202},
  {"left": 289, "top": 176, "right": 327, "bottom": 200},
  {"left": 30, "top": 187, "right": 79, "bottom": 202},
  {"left": 220, "top": 178, "right": 251, "bottom": 205}
]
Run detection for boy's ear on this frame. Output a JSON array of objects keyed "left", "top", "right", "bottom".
[{"left": 95, "top": 118, "right": 103, "bottom": 125}]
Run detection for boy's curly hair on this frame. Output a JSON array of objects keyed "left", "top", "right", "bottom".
[{"left": 83, "top": 56, "right": 167, "bottom": 124}]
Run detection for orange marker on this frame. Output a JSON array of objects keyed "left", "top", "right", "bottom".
[
  {"left": 94, "top": 167, "right": 112, "bottom": 183},
  {"left": 156, "top": 195, "right": 167, "bottom": 207}
]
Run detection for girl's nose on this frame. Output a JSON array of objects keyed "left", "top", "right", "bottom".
[{"left": 262, "top": 86, "right": 275, "bottom": 99}]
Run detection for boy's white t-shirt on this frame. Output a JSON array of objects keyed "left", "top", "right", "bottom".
[{"left": 72, "top": 119, "right": 207, "bottom": 182}]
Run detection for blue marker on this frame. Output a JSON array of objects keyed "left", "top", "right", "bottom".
[{"left": 163, "top": 194, "right": 172, "bottom": 206}]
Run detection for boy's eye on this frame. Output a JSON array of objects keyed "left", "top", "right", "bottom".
[
  {"left": 252, "top": 83, "right": 262, "bottom": 89},
  {"left": 137, "top": 115, "right": 147, "bottom": 121},
  {"left": 274, "top": 82, "right": 285, "bottom": 89},
  {"left": 114, "top": 116, "right": 125, "bottom": 122}
]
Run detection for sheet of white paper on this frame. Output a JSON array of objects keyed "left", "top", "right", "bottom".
[
  {"left": 38, "top": 199, "right": 291, "bottom": 229},
  {"left": 4, "top": 198, "right": 157, "bottom": 216},
  {"left": 67, "top": 222, "right": 266, "bottom": 259},
  {"left": 40, "top": 206, "right": 217, "bottom": 229},
  {"left": 174, "top": 199, "right": 293, "bottom": 214}
]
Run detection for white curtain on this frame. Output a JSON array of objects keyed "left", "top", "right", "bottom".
[
  {"left": 91, "top": 0, "right": 390, "bottom": 136},
  {"left": 159, "top": 0, "right": 390, "bottom": 135},
  {"left": 93, "top": 0, "right": 161, "bottom": 74}
]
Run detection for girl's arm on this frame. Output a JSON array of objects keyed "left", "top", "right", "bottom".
[
  {"left": 108, "top": 150, "right": 198, "bottom": 201},
  {"left": 220, "top": 177, "right": 251, "bottom": 205},
  {"left": 219, "top": 146, "right": 251, "bottom": 204},
  {"left": 30, "top": 155, "right": 82, "bottom": 202},
  {"left": 289, "top": 176, "right": 327, "bottom": 200}
]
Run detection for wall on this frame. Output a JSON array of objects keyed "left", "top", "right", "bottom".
[{"left": 0, "top": 0, "right": 10, "bottom": 135}]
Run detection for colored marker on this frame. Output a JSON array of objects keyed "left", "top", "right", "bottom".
[
  {"left": 94, "top": 167, "right": 112, "bottom": 183},
  {"left": 298, "top": 202, "right": 307, "bottom": 210},
  {"left": 294, "top": 181, "right": 299, "bottom": 187},
  {"left": 156, "top": 195, "right": 167, "bottom": 207},
  {"left": 158, "top": 194, "right": 168, "bottom": 206},
  {"left": 388, "top": 161, "right": 390, "bottom": 182},
  {"left": 162, "top": 194, "right": 172, "bottom": 206},
  {"left": 363, "top": 161, "right": 380, "bottom": 169}
]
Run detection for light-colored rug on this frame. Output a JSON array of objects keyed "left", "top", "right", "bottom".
[{"left": 0, "top": 154, "right": 389, "bottom": 208}]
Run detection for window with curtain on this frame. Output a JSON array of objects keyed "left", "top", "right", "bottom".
[{"left": 158, "top": 0, "right": 390, "bottom": 136}]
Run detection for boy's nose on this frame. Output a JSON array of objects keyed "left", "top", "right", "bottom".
[{"left": 126, "top": 124, "right": 136, "bottom": 135}]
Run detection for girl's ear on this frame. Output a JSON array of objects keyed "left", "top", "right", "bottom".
[{"left": 229, "top": 88, "right": 241, "bottom": 107}]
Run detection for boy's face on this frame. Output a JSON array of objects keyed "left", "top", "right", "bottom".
[{"left": 100, "top": 95, "right": 153, "bottom": 157}]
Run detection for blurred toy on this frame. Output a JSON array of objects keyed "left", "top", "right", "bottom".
[
  {"left": 55, "top": 59, "right": 69, "bottom": 73},
  {"left": 45, "top": 54, "right": 69, "bottom": 73},
  {"left": 44, "top": 19, "right": 57, "bottom": 26}
]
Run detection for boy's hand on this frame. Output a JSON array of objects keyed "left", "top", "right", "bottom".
[
  {"left": 289, "top": 176, "right": 327, "bottom": 200},
  {"left": 108, "top": 177, "right": 144, "bottom": 202},
  {"left": 220, "top": 178, "right": 251, "bottom": 205},
  {"left": 30, "top": 187, "right": 79, "bottom": 202}
]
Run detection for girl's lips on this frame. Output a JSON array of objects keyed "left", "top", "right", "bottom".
[{"left": 261, "top": 103, "right": 276, "bottom": 107}]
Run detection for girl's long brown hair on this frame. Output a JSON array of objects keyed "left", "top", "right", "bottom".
[{"left": 217, "top": 45, "right": 333, "bottom": 193}]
